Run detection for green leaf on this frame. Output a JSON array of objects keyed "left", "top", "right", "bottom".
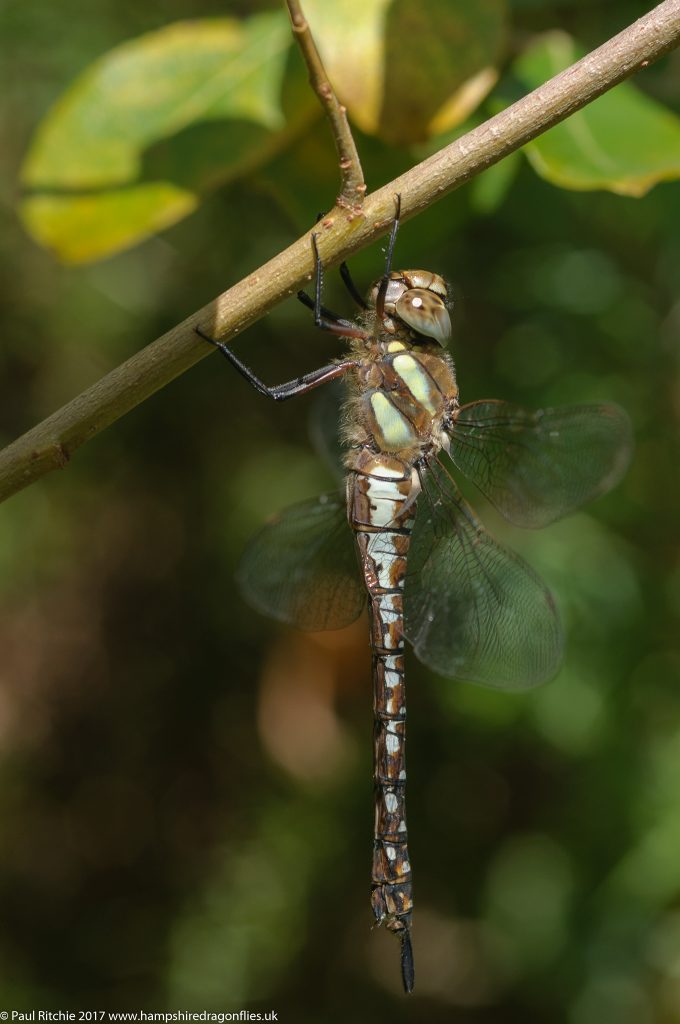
[
  {"left": 303, "top": 0, "right": 506, "bottom": 145},
  {"left": 471, "top": 149, "right": 522, "bottom": 213},
  {"left": 20, "top": 14, "right": 305, "bottom": 263},
  {"left": 513, "top": 32, "right": 680, "bottom": 197}
]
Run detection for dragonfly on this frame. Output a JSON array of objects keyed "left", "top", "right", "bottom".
[{"left": 196, "top": 198, "right": 632, "bottom": 994}]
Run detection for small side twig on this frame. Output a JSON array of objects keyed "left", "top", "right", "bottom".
[{"left": 286, "top": 0, "right": 366, "bottom": 210}]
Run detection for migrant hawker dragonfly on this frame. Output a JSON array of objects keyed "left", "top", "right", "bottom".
[{"left": 197, "top": 199, "right": 631, "bottom": 993}]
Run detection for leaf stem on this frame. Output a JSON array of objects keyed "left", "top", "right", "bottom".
[
  {"left": 1, "top": 0, "right": 679, "bottom": 506},
  {"left": 286, "top": 0, "right": 366, "bottom": 209}
]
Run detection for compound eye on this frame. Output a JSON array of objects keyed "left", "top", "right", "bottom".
[{"left": 395, "top": 288, "right": 451, "bottom": 345}]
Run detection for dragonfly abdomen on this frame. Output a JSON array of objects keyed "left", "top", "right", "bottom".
[{"left": 347, "top": 448, "right": 417, "bottom": 989}]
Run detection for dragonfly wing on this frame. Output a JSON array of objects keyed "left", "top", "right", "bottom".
[
  {"left": 236, "top": 492, "right": 365, "bottom": 632},
  {"left": 403, "top": 459, "right": 562, "bottom": 689},
  {"left": 448, "top": 400, "right": 632, "bottom": 528},
  {"left": 309, "top": 380, "right": 348, "bottom": 484}
]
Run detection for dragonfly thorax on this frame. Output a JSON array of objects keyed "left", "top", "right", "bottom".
[
  {"left": 343, "top": 342, "right": 458, "bottom": 465},
  {"left": 343, "top": 269, "right": 457, "bottom": 460},
  {"left": 367, "top": 270, "right": 451, "bottom": 347}
]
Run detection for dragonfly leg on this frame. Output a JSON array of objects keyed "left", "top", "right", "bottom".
[
  {"left": 383, "top": 193, "right": 402, "bottom": 277},
  {"left": 195, "top": 326, "right": 357, "bottom": 401},
  {"left": 296, "top": 289, "right": 357, "bottom": 330},
  {"left": 339, "top": 261, "right": 369, "bottom": 309},
  {"left": 297, "top": 233, "right": 370, "bottom": 341},
  {"left": 375, "top": 194, "right": 402, "bottom": 320}
]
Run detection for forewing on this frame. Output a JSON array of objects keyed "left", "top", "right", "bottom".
[
  {"left": 236, "top": 493, "right": 365, "bottom": 631},
  {"left": 309, "top": 380, "right": 347, "bottom": 484},
  {"left": 404, "top": 460, "right": 563, "bottom": 689},
  {"left": 448, "top": 401, "right": 632, "bottom": 528}
]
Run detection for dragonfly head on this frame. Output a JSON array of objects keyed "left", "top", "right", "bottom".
[{"left": 369, "top": 270, "right": 452, "bottom": 346}]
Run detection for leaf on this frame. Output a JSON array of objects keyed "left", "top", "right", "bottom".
[
  {"left": 303, "top": 0, "right": 506, "bottom": 145},
  {"left": 20, "top": 187, "right": 199, "bottom": 266},
  {"left": 512, "top": 32, "right": 680, "bottom": 197},
  {"left": 20, "top": 14, "right": 306, "bottom": 263},
  {"left": 470, "top": 149, "right": 521, "bottom": 213}
]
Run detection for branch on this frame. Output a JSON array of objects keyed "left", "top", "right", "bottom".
[
  {"left": 286, "top": 0, "right": 366, "bottom": 209},
  {"left": 1, "top": 0, "right": 679, "bottom": 506}
]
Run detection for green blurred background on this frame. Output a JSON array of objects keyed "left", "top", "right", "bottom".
[{"left": 1, "top": 0, "right": 680, "bottom": 1020}]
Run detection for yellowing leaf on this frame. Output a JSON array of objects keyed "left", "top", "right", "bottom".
[
  {"left": 513, "top": 32, "right": 680, "bottom": 196},
  {"left": 429, "top": 67, "right": 499, "bottom": 137},
  {"left": 21, "top": 187, "right": 198, "bottom": 265},
  {"left": 20, "top": 14, "right": 300, "bottom": 263},
  {"left": 304, "top": 0, "right": 506, "bottom": 145},
  {"left": 302, "top": 0, "right": 392, "bottom": 141}
]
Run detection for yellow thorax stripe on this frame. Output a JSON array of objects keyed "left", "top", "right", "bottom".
[
  {"left": 392, "top": 353, "right": 438, "bottom": 415},
  {"left": 370, "top": 392, "right": 416, "bottom": 449}
]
